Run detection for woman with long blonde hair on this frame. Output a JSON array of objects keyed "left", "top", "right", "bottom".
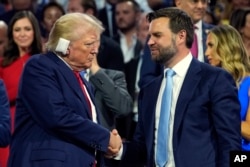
[{"left": 205, "top": 24, "right": 250, "bottom": 151}]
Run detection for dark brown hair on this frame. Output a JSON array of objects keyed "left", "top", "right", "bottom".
[
  {"left": 230, "top": 7, "right": 250, "bottom": 34},
  {"left": 80, "top": 0, "right": 98, "bottom": 17},
  {"left": 147, "top": 7, "right": 194, "bottom": 48},
  {"left": 1, "top": 10, "right": 42, "bottom": 67}
]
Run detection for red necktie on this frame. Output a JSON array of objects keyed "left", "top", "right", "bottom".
[
  {"left": 74, "top": 72, "right": 96, "bottom": 167},
  {"left": 73, "top": 71, "right": 92, "bottom": 117},
  {"left": 191, "top": 26, "right": 198, "bottom": 58}
]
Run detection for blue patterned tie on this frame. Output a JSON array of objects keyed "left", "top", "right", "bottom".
[{"left": 156, "top": 69, "right": 175, "bottom": 167}]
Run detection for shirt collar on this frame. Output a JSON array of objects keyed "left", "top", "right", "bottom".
[
  {"left": 164, "top": 53, "right": 193, "bottom": 77},
  {"left": 53, "top": 52, "right": 72, "bottom": 70},
  {"left": 117, "top": 30, "right": 137, "bottom": 39},
  {"left": 194, "top": 20, "right": 202, "bottom": 30}
]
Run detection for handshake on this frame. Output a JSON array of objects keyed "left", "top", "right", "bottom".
[{"left": 106, "top": 129, "right": 122, "bottom": 158}]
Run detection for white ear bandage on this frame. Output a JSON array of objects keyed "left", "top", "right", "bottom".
[{"left": 55, "top": 38, "right": 70, "bottom": 54}]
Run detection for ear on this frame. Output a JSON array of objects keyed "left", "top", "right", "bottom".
[
  {"left": 55, "top": 38, "right": 70, "bottom": 55},
  {"left": 177, "top": 29, "right": 186, "bottom": 44},
  {"left": 66, "top": 48, "right": 70, "bottom": 55},
  {"left": 59, "top": 48, "right": 70, "bottom": 57},
  {"left": 175, "top": 0, "right": 181, "bottom": 7}
]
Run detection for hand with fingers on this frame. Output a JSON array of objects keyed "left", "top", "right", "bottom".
[{"left": 105, "top": 129, "right": 122, "bottom": 158}]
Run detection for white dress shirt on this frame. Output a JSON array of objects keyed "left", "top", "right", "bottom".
[
  {"left": 154, "top": 53, "right": 193, "bottom": 167},
  {"left": 194, "top": 20, "right": 204, "bottom": 62},
  {"left": 118, "top": 31, "right": 137, "bottom": 63}
]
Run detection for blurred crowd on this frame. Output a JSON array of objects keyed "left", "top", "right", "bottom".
[{"left": 0, "top": 0, "right": 250, "bottom": 167}]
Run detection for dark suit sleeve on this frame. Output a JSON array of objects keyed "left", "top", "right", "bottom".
[
  {"left": 211, "top": 70, "right": 241, "bottom": 167},
  {"left": 119, "top": 89, "right": 148, "bottom": 167},
  {"left": 0, "top": 80, "right": 11, "bottom": 147},
  {"left": 90, "top": 69, "right": 133, "bottom": 117}
]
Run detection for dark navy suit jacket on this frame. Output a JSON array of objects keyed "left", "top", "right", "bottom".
[
  {"left": 0, "top": 79, "right": 10, "bottom": 147},
  {"left": 8, "top": 52, "right": 111, "bottom": 167},
  {"left": 121, "top": 58, "right": 241, "bottom": 167}
]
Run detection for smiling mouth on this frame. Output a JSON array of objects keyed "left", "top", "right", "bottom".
[
  {"left": 150, "top": 50, "right": 159, "bottom": 56},
  {"left": 17, "top": 39, "right": 29, "bottom": 42},
  {"left": 149, "top": 46, "right": 157, "bottom": 50},
  {"left": 150, "top": 48, "right": 158, "bottom": 52}
]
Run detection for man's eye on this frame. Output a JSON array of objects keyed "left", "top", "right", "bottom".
[
  {"left": 85, "top": 43, "right": 93, "bottom": 45},
  {"left": 84, "top": 42, "right": 95, "bottom": 48}
]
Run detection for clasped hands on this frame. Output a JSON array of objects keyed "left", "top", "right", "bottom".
[{"left": 106, "top": 129, "right": 122, "bottom": 158}]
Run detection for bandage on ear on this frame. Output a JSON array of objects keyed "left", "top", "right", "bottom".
[{"left": 55, "top": 38, "right": 70, "bottom": 54}]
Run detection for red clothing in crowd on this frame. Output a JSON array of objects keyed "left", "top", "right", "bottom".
[{"left": 0, "top": 53, "right": 31, "bottom": 167}]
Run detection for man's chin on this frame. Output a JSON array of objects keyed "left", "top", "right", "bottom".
[
  {"left": 70, "top": 64, "right": 90, "bottom": 71},
  {"left": 151, "top": 54, "right": 158, "bottom": 60},
  {"left": 193, "top": 15, "right": 204, "bottom": 23}
]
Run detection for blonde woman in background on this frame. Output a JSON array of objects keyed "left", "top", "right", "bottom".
[{"left": 205, "top": 24, "right": 250, "bottom": 151}]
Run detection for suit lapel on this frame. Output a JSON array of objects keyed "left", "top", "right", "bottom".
[
  {"left": 81, "top": 76, "right": 96, "bottom": 107},
  {"left": 140, "top": 76, "right": 162, "bottom": 160},
  {"left": 173, "top": 59, "right": 201, "bottom": 145},
  {"left": 46, "top": 52, "right": 92, "bottom": 118}
]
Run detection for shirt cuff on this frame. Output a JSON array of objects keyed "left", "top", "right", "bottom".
[{"left": 114, "top": 143, "right": 123, "bottom": 160}]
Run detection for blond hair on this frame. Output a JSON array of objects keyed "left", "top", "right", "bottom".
[
  {"left": 209, "top": 25, "right": 250, "bottom": 84},
  {"left": 46, "top": 13, "right": 104, "bottom": 51}
]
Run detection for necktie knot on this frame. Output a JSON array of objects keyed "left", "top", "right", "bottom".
[
  {"left": 74, "top": 70, "right": 88, "bottom": 80},
  {"left": 165, "top": 69, "right": 175, "bottom": 77},
  {"left": 73, "top": 71, "right": 81, "bottom": 79}
]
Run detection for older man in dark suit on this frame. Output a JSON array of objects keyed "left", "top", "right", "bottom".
[{"left": 8, "top": 13, "right": 121, "bottom": 167}]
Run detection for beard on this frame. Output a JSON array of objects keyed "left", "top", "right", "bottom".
[{"left": 152, "top": 38, "right": 177, "bottom": 64}]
